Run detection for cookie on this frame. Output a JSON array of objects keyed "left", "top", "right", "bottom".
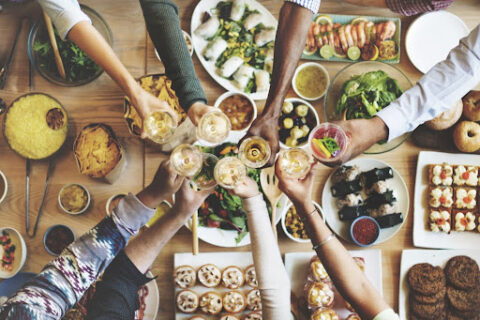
[
  {"left": 446, "top": 286, "right": 480, "bottom": 313},
  {"left": 412, "top": 285, "right": 446, "bottom": 305},
  {"left": 410, "top": 308, "right": 446, "bottom": 320},
  {"left": 407, "top": 263, "right": 446, "bottom": 296},
  {"left": 444, "top": 255, "right": 480, "bottom": 290},
  {"left": 447, "top": 307, "right": 479, "bottom": 320},
  {"left": 411, "top": 298, "right": 445, "bottom": 319}
]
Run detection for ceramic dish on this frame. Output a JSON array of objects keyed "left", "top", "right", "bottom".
[
  {"left": 279, "top": 98, "right": 320, "bottom": 149},
  {"left": 43, "top": 224, "right": 75, "bottom": 256},
  {"left": 105, "top": 193, "right": 127, "bottom": 216},
  {"left": 281, "top": 201, "right": 323, "bottom": 243},
  {"left": 58, "top": 183, "right": 91, "bottom": 215},
  {"left": 0, "top": 169, "right": 7, "bottom": 206},
  {"left": 292, "top": 62, "right": 330, "bottom": 101},
  {"left": 138, "top": 271, "right": 160, "bottom": 320},
  {"left": 321, "top": 158, "right": 409, "bottom": 245},
  {"left": 155, "top": 30, "right": 193, "bottom": 61},
  {"left": 0, "top": 227, "right": 27, "bottom": 279},
  {"left": 0, "top": 272, "right": 36, "bottom": 299},
  {"left": 350, "top": 216, "right": 380, "bottom": 247}
]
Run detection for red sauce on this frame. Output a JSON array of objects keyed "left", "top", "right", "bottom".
[
  {"left": 352, "top": 218, "right": 379, "bottom": 245},
  {"left": 45, "top": 225, "right": 74, "bottom": 255}
]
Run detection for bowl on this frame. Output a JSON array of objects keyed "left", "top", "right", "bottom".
[
  {"left": 0, "top": 169, "right": 8, "bottom": 206},
  {"left": 154, "top": 30, "right": 193, "bottom": 62},
  {"left": 324, "top": 61, "right": 412, "bottom": 154},
  {"left": 292, "top": 62, "right": 330, "bottom": 101},
  {"left": 43, "top": 224, "right": 76, "bottom": 256},
  {"left": 58, "top": 183, "right": 91, "bottom": 215},
  {"left": 27, "top": 4, "right": 113, "bottom": 86},
  {"left": 308, "top": 123, "right": 348, "bottom": 163},
  {"left": 350, "top": 216, "right": 380, "bottom": 247},
  {"left": 279, "top": 98, "right": 320, "bottom": 149},
  {"left": 105, "top": 193, "right": 127, "bottom": 216},
  {"left": 281, "top": 201, "right": 323, "bottom": 243},
  {"left": 0, "top": 227, "right": 27, "bottom": 279}
]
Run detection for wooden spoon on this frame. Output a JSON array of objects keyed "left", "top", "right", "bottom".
[
  {"left": 260, "top": 166, "right": 283, "bottom": 238},
  {"left": 42, "top": 9, "right": 66, "bottom": 79}
]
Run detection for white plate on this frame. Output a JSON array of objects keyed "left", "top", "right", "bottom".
[
  {"left": 191, "top": 0, "right": 277, "bottom": 100},
  {"left": 174, "top": 252, "right": 257, "bottom": 320},
  {"left": 406, "top": 11, "right": 469, "bottom": 74},
  {"left": 321, "top": 158, "right": 409, "bottom": 245},
  {"left": 285, "top": 250, "right": 383, "bottom": 319},
  {"left": 136, "top": 271, "right": 160, "bottom": 320},
  {"left": 413, "top": 151, "right": 480, "bottom": 249},
  {"left": 398, "top": 249, "right": 480, "bottom": 319}
]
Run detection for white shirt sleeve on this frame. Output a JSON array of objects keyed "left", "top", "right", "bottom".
[
  {"left": 372, "top": 308, "right": 399, "bottom": 320},
  {"left": 242, "top": 194, "right": 291, "bottom": 320},
  {"left": 37, "top": 0, "right": 91, "bottom": 40},
  {"left": 376, "top": 24, "right": 480, "bottom": 141}
]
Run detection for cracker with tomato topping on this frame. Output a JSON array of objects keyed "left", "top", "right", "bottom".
[
  {"left": 428, "top": 164, "right": 453, "bottom": 186},
  {"left": 453, "top": 165, "right": 478, "bottom": 187},
  {"left": 429, "top": 186, "right": 453, "bottom": 209},
  {"left": 453, "top": 187, "right": 477, "bottom": 211}
]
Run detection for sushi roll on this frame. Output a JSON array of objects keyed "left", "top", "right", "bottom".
[
  {"left": 219, "top": 56, "right": 244, "bottom": 78},
  {"left": 336, "top": 193, "right": 363, "bottom": 208},
  {"left": 233, "top": 65, "right": 255, "bottom": 91},
  {"left": 331, "top": 179, "right": 362, "bottom": 197},
  {"left": 203, "top": 38, "right": 228, "bottom": 61},
  {"left": 363, "top": 167, "right": 393, "bottom": 189},
  {"left": 369, "top": 203, "right": 396, "bottom": 218},
  {"left": 366, "top": 180, "right": 389, "bottom": 195},
  {"left": 244, "top": 12, "right": 262, "bottom": 30},
  {"left": 194, "top": 16, "right": 220, "bottom": 39},
  {"left": 375, "top": 213, "right": 403, "bottom": 228},
  {"left": 254, "top": 69, "right": 269, "bottom": 92},
  {"left": 338, "top": 205, "right": 368, "bottom": 221},
  {"left": 331, "top": 165, "right": 361, "bottom": 185},
  {"left": 365, "top": 190, "right": 396, "bottom": 209},
  {"left": 230, "top": 0, "right": 246, "bottom": 21},
  {"left": 255, "top": 28, "right": 276, "bottom": 47}
]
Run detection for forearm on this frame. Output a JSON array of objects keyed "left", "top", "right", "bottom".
[
  {"left": 140, "top": 0, "right": 207, "bottom": 111},
  {"left": 344, "top": 0, "right": 387, "bottom": 7},
  {"left": 385, "top": 0, "right": 453, "bottom": 16}
]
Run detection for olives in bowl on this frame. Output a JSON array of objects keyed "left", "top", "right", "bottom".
[{"left": 278, "top": 98, "right": 319, "bottom": 148}]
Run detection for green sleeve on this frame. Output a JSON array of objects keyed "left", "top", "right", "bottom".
[{"left": 140, "top": 0, "right": 207, "bottom": 111}]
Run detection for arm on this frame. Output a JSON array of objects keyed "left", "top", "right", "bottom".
[
  {"left": 232, "top": 179, "right": 291, "bottom": 320},
  {"left": 275, "top": 164, "right": 396, "bottom": 320},
  {"left": 385, "top": 0, "right": 453, "bottom": 16}
]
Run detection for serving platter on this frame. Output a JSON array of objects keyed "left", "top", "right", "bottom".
[
  {"left": 138, "top": 272, "right": 160, "bottom": 320},
  {"left": 285, "top": 250, "right": 382, "bottom": 319},
  {"left": 191, "top": 0, "right": 277, "bottom": 100},
  {"left": 321, "top": 158, "right": 409, "bottom": 245},
  {"left": 413, "top": 151, "right": 480, "bottom": 249},
  {"left": 398, "top": 249, "right": 480, "bottom": 319}
]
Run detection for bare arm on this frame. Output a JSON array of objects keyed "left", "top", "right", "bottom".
[{"left": 344, "top": 0, "right": 387, "bottom": 8}]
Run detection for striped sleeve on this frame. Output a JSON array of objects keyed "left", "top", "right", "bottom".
[
  {"left": 285, "top": 0, "right": 320, "bottom": 13},
  {"left": 385, "top": 0, "right": 453, "bottom": 16}
]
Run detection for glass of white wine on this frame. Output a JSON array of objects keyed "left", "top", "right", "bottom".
[
  {"left": 144, "top": 111, "right": 177, "bottom": 144},
  {"left": 214, "top": 156, "right": 247, "bottom": 189},
  {"left": 170, "top": 144, "right": 203, "bottom": 177},
  {"left": 191, "top": 153, "right": 219, "bottom": 190},
  {"left": 196, "top": 110, "right": 231, "bottom": 144},
  {"left": 238, "top": 136, "right": 271, "bottom": 168},
  {"left": 277, "top": 148, "right": 313, "bottom": 179}
]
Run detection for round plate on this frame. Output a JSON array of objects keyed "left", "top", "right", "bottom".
[
  {"left": 135, "top": 271, "right": 160, "bottom": 320},
  {"left": 321, "top": 158, "right": 409, "bottom": 245},
  {"left": 406, "top": 11, "right": 469, "bottom": 74},
  {"left": 0, "top": 272, "right": 36, "bottom": 298},
  {"left": 191, "top": 0, "right": 277, "bottom": 100}
]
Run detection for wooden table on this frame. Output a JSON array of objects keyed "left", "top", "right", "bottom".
[{"left": 0, "top": 0, "right": 479, "bottom": 318}]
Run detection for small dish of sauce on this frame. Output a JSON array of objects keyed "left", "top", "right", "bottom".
[
  {"left": 293, "top": 63, "right": 330, "bottom": 101},
  {"left": 43, "top": 225, "right": 75, "bottom": 256}
]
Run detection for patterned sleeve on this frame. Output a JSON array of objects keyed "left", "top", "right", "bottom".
[
  {"left": 385, "top": 0, "right": 453, "bottom": 16},
  {"left": 285, "top": 0, "right": 321, "bottom": 14},
  {"left": 0, "top": 193, "right": 154, "bottom": 320}
]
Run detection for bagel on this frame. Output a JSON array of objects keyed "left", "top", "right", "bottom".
[
  {"left": 462, "top": 90, "right": 480, "bottom": 121},
  {"left": 453, "top": 121, "right": 480, "bottom": 152},
  {"left": 425, "top": 100, "right": 463, "bottom": 130}
]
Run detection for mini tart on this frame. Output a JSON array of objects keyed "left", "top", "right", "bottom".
[
  {"left": 188, "top": 316, "right": 206, "bottom": 320},
  {"left": 220, "top": 315, "right": 240, "bottom": 320},
  {"left": 429, "top": 164, "right": 453, "bottom": 186},
  {"left": 305, "top": 281, "right": 335, "bottom": 309},
  {"left": 245, "top": 265, "right": 258, "bottom": 288},
  {"left": 454, "top": 187, "right": 476, "bottom": 209},
  {"left": 429, "top": 209, "right": 451, "bottom": 232},
  {"left": 222, "top": 266, "right": 245, "bottom": 289},
  {"left": 246, "top": 289, "right": 262, "bottom": 311},
  {"left": 199, "top": 291, "right": 223, "bottom": 315},
  {"left": 174, "top": 265, "right": 196, "bottom": 288},
  {"left": 243, "top": 311, "right": 262, "bottom": 320},
  {"left": 345, "top": 313, "right": 361, "bottom": 320},
  {"left": 429, "top": 186, "right": 453, "bottom": 208},
  {"left": 309, "top": 256, "right": 330, "bottom": 282},
  {"left": 454, "top": 211, "right": 476, "bottom": 231},
  {"left": 222, "top": 291, "right": 246, "bottom": 313},
  {"left": 197, "top": 264, "right": 222, "bottom": 288},
  {"left": 176, "top": 289, "right": 199, "bottom": 313},
  {"left": 310, "top": 308, "right": 339, "bottom": 320},
  {"left": 453, "top": 165, "right": 478, "bottom": 186}
]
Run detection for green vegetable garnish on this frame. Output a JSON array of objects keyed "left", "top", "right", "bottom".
[{"left": 319, "top": 137, "right": 339, "bottom": 154}]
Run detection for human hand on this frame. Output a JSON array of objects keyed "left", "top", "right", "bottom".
[
  {"left": 173, "top": 180, "right": 214, "bottom": 217},
  {"left": 241, "top": 115, "right": 280, "bottom": 167},
  {"left": 230, "top": 176, "right": 260, "bottom": 199},
  {"left": 188, "top": 102, "right": 217, "bottom": 126}
]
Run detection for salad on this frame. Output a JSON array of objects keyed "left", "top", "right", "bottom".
[
  {"left": 197, "top": 143, "right": 272, "bottom": 243},
  {"left": 336, "top": 70, "right": 403, "bottom": 120}
]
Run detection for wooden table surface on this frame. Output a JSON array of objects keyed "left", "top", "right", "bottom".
[{"left": 0, "top": 0, "right": 479, "bottom": 319}]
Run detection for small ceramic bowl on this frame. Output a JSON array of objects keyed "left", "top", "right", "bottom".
[
  {"left": 43, "top": 224, "right": 76, "bottom": 256},
  {"left": 350, "top": 216, "right": 380, "bottom": 247},
  {"left": 281, "top": 201, "right": 323, "bottom": 243},
  {"left": 58, "top": 183, "right": 91, "bottom": 215},
  {"left": 292, "top": 62, "right": 330, "bottom": 101},
  {"left": 105, "top": 193, "right": 127, "bottom": 216},
  {"left": 0, "top": 227, "right": 27, "bottom": 279},
  {"left": 0, "top": 169, "right": 8, "bottom": 206}
]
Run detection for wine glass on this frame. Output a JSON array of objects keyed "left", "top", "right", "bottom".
[
  {"left": 277, "top": 148, "right": 313, "bottom": 179},
  {"left": 170, "top": 144, "right": 203, "bottom": 177},
  {"left": 214, "top": 156, "right": 247, "bottom": 189},
  {"left": 144, "top": 111, "right": 177, "bottom": 144},
  {"left": 196, "top": 110, "right": 231, "bottom": 144},
  {"left": 238, "top": 136, "right": 271, "bottom": 168},
  {"left": 191, "top": 153, "right": 219, "bottom": 190}
]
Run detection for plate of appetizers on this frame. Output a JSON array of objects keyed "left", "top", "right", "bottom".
[
  {"left": 399, "top": 249, "right": 480, "bottom": 319},
  {"left": 174, "top": 252, "right": 266, "bottom": 320},
  {"left": 302, "top": 14, "right": 401, "bottom": 63},
  {"left": 285, "top": 250, "right": 382, "bottom": 320},
  {"left": 321, "top": 158, "right": 409, "bottom": 245},
  {"left": 191, "top": 0, "right": 277, "bottom": 100},
  {"left": 413, "top": 151, "right": 480, "bottom": 249}
]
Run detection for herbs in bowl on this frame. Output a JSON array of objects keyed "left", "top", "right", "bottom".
[{"left": 278, "top": 98, "right": 319, "bottom": 148}]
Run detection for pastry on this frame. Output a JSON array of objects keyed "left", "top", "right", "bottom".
[
  {"left": 198, "top": 291, "right": 223, "bottom": 315},
  {"left": 243, "top": 311, "right": 262, "bottom": 320},
  {"left": 310, "top": 308, "right": 339, "bottom": 320},
  {"left": 410, "top": 298, "right": 446, "bottom": 319},
  {"left": 462, "top": 90, "right": 480, "bottom": 121},
  {"left": 188, "top": 316, "right": 206, "bottom": 320},
  {"left": 222, "top": 266, "right": 245, "bottom": 289},
  {"left": 305, "top": 281, "right": 335, "bottom": 309},
  {"left": 429, "top": 209, "right": 451, "bottom": 232},
  {"left": 453, "top": 165, "right": 478, "bottom": 187},
  {"left": 453, "top": 121, "right": 480, "bottom": 153},
  {"left": 345, "top": 314, "right": 361, "bottom": 320},
  {"left": 245, "top": 265, "right": 258, "bottom": 288},
  {"left": 309, "top": 256, "right": 330, "bottom": 283},
  {"left": 429, "top": 186, "right": 453, "bottom": 208},
  {"left": 222, "top": 291, "right": 246, "bottom": 313},
  {"left": 197, "top": 264, "right": 222, "bottom": 288},
  {"left": 174, "top": 265, "right": 196, "bottom": 288},
  {"left": 429, "top": 164, "right": 453, "bottom": 186},
  {"left": 246, "top": 289, "right": 262, "bottom": 311},
  {"left": 176, "top": 289, "right": 199, "bottom": 313},
  {"left": 453, "top": 211, "right": 476, "bottom": 231},
  {"left": 444, "top": 255, "right": 480, "bottom": 290},
  {"left": 454, "top": 187, "right": 476, "bottom": 209},
  {"left": 407, "top": 263, "right": 446, "bottom": 296},
  {"left": 425, "top": 100, "right": 463, "bottom": 130},
  {"left": 219, "top": 315, "right": 241, "bottom": 320}
]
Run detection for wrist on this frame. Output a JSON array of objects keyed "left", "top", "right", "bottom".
[
  {"left": 293, "top": 200, "right": 315, "bottom": 216},
  {"left": 136, "top": 186, "right": 167, "bottom": 209},
  {"left": 372, "top": 116, "right": 389, "bottom": 142}
]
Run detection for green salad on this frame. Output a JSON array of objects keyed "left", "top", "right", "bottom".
[{"left": 336, "top": 70, "right": 403, "bottom": 120}]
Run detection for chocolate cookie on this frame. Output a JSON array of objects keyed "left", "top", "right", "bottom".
[
  {"left": 411, "top": 298, "right": 446, "bottom": 319},
  {"left": 412, "top": 285, "right": 446, "bottom": 304},
  {"left": 445, "top": 255, "right": 480, "bottom": 290},
  {"left": 446, "top": 286, "right": 480, "bottom": 313},
  {"left": 447, "top": 307, "right": 479, "bottom": 320},
  {"left": 408, "top": 263, "right": 446, "bottom": 296}
]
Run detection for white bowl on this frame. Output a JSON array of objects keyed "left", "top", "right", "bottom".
[
  {"left": 292, "top": 62, "right": 330, "bottom": 101},
  {"left": 279, "top": 98, "right": 320, "bottom": 150},
  {"left": 0, "top": 169, "right": 8, "bottom": 206},
  {"left": 214, "top": 91, "right": 258, "bottom": 144},
  {"left": 58, "top": 183, "right": 91, "bottom": 215},
  {"left": 155, "top": 30, "right": 193, "bottom": 62},
  {"left": 0, "top": 227, "right": 27, "bottom": 279},
  {"left": 281, "top": 201, "right": 323, "bottom": 243},
  {"left": 105, "top": 193, "right": 127, "bottom": 216}
]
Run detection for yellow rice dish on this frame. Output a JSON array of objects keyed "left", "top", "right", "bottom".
[{"left": 4, "top": 94, "right": 67, "bottom": 159}]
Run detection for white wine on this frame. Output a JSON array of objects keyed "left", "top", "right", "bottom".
[
  {"left": 196, "top": 110, "right": 231, "bottom": 144},
  {"left": 192, "top": 153, "right": 218, "bottom": 190},
  {"left": 170, "top": 144, "right": 203, "bottom": 177},
  {"left": 214, "top": 157, "right": 247, "bottom": 189},
  {"left": 277, "top": 148, "right": 313, "bottom": 179},
  {"left": 144, "top": 111, "right": 177, "bottom": 144},
  {"left": 238, "top": 136, "right": 271, "bottom": 168}
]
